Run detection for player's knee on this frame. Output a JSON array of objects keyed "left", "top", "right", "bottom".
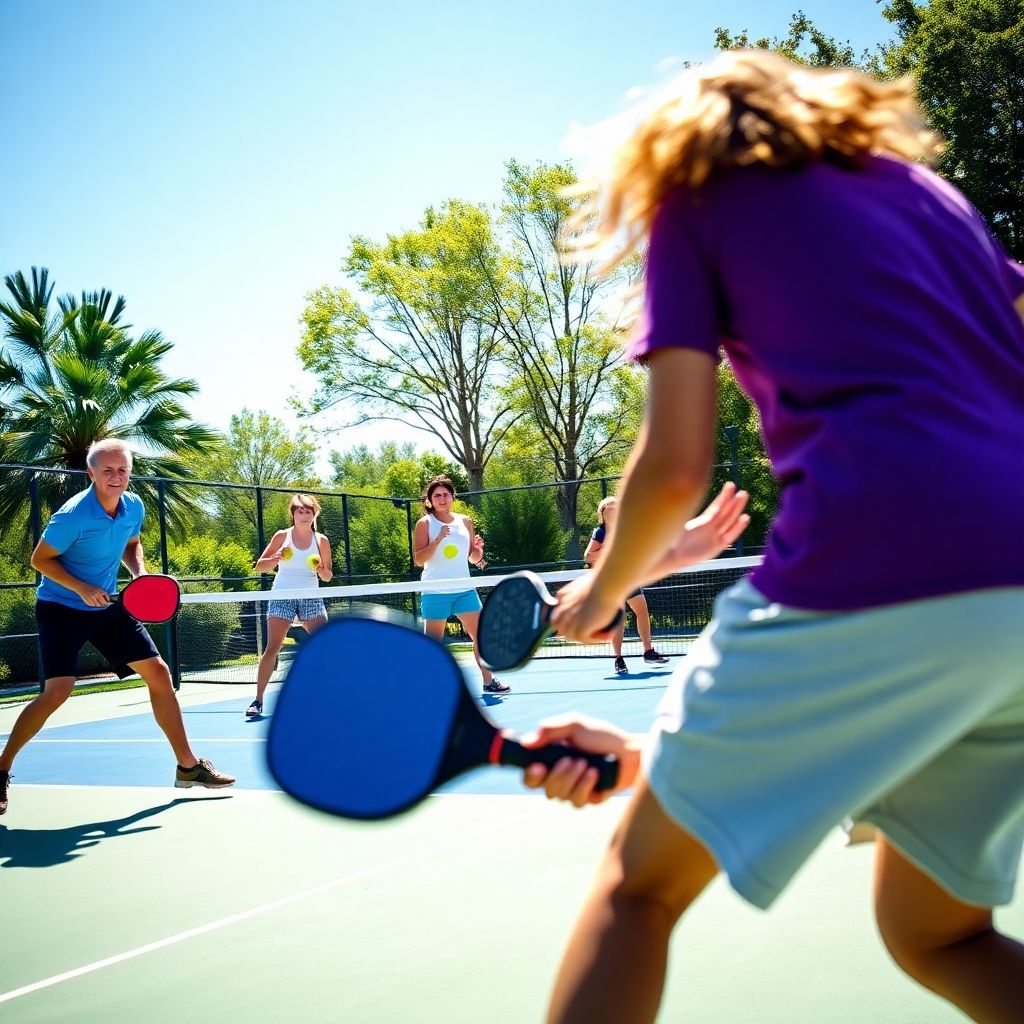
[
  {"left": 876, "top": 916, "right": 930, "bottom": 982},
  {"left": 138, "top": 657, "right": 173, "bottom": 689},
  {"left": 598, "top": 850, "right": 702, "bottom": 924},
  {"left": 42, "top": 677, "right": 75, "bottom": 705},
  {"left": 600, "top": 869, "right": 698, "bottom": 928},
  {"left": 875, "top": 910, "right": 990, "bottom": 989}
]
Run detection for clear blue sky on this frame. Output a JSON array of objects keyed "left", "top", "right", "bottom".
[{"left": 0, "top": 0, "right": 895, "bottom": 463}]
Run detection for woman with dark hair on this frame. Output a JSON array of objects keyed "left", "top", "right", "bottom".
[{"left": 413, "top": 476, "right": 509, "bottom": 696}]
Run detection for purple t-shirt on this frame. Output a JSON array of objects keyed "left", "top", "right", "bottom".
[{"left": 631, "top": 156, "right": 1024, "bottom": 610}]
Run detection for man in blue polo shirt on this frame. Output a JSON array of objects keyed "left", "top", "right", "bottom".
[{"left": 0, "top": 438, "right": 234, "bottom": 814}]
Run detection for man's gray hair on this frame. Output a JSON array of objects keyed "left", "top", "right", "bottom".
[{"left": 86, "top": 438, "right": 134, "bottom": 469}]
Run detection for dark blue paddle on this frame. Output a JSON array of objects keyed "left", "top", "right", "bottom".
[
  {"left": 477, "top": 570, "right": 622, "bottom": 672},
  {"left": 266, "top": 613, "right": 618, "bottom": 820}
]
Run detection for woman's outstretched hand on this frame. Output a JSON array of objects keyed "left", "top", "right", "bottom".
[{"left": 649, "top": 481, "right": 749, "bottom": 576}]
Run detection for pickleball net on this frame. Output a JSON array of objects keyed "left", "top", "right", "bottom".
[{"left": 173, "top": 554, "right": 761, "bottom": 685}]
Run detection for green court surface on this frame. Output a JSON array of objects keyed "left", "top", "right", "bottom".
[{"left": 1, "top": 682, "right": 1021, "bottom": 1022}]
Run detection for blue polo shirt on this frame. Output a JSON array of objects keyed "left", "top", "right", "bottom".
[{"left": 36, "top": 486, "right": 145, "bottom": 610}]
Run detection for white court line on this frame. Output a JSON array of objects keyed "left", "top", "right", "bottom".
[
  {"left": 29, "top": 738, "right": 266, "bottom": 743},
  {"left": 0, "top": 806, "right": 539, "bottom": 1006},
  {"left": 15, "top": 783, "right": 277, "bottom": 793}
]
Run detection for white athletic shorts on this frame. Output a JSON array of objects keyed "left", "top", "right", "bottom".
[{"left": 645, "top": 580, "right": 1024, "bottom": 909}]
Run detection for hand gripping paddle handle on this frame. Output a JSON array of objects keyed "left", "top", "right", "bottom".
[
  {"left": 478, "top": 571, "right": 627, "bottom": 672},
  {"left": 489, "top": 732, "right": 619, "bottom": 791},
  {"left": 543, "top": 604, "right": 624, "bottom": 636}
]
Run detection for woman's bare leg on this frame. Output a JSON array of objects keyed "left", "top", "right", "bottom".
[
  {"left": 612, "top": 618, "right": 625, "bottom": 659},
  {"left": 547, "top": 777, "right": 718, "bottom": 1024},
  {"left": 255, "top": 616, "right": 292, "bottom": 703},
  {"left": 627, "top": 594, "right": 653, "bottom": 650},
  {"left": 874, "top": 835, "right": 1024, "bottom": 1022},
  {"left": 456, "top": 610, "right": 493, "bottom": 685}
]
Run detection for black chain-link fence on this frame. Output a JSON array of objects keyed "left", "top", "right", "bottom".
[{"left": 0, "top": 444, "right": 763, "bottom": 692}]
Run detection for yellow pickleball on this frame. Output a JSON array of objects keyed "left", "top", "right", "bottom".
[
  {"left": 280, "top": 546, "right": 293, "bottom": 561},
  {"left": 442, "top": 543, "right": 459, "bottom": 559},
  {"left": 307, "top": 554, "right": 321, "bottom": 569}
]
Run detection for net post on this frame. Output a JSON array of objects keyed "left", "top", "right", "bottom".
[
  {"left": 255, "top": 486, "right": 267, "bottom": 581},
  {"left": 404, "top": 499, "right": 415, "bottom": 574},
  {"left": 28, "top": 470, "right": 42, "bottom": 544},
  {"left": 723, "top": 425, "right": 745, "bottom": 556},
  {"left": 341, "top": 493, "right": 353, "bottom": 583},
  {"left": 30, "top": 471, "right": 46, "bottom": 691},
  {"left": 156, "top": 478, "right": 181, "bottom": 690}
]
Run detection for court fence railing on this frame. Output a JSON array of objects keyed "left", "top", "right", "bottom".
[{"left": 0, "top": 454, "right": 764, "bottom": 691}]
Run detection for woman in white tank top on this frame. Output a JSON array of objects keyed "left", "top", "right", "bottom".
[
  {"left": 247, "top": 493, "right": 334, "bottom": 717},
  {"left": 413, "top": 475, "right": 509, "bottom": 695}
]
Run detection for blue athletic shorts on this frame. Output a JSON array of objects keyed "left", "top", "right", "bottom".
[
  {"left": 420, "top": 589, "right": 482, "bottom": 621},
  {"left": 646, "top": 579, "right": 1024, "bottom": 910},
  {"left": 36, "top": 598, "right": 160, "bottom": 680}
]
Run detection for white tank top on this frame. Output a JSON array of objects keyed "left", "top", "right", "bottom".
[
  {"left": 273, "top": 527, "right": 321, "bottom": 589},
  {"left": 420, "top": 514, "right": 472, "bottom": 594}
]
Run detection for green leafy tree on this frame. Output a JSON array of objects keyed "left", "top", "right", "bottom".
[
  {"left": 166, "top": 535, "right": 256, "bottom": 592},
  {"left": 329, "top": 441, "right": 419, "bottom": 491},
  {"left": 330, "top": 443, "right": 468, "bottom": 499},
  {"left": 418, "top": 452, "right": 469, "bottom": 495},
  {"left": 486, "top": 160, "right": 642, "bottom": 557},
  {"left": 479, "top": 483, "right": 565, "bottom": 569},
  {"left": 880, "top": 0, "right": 1024, "bottom": 257},
  {"left": 324, "top": 442, "right": 476, "bottom": 581},
  {"left": 346, "top": 500, "right": 415, "bottom": 581},
  {"left": 715, "top": 10, "right": 875, "bottom": 68},
  {"left": 0, "top": 267, "right": 219, "bottom": 547},
  {"left": 184, "top": 408, "right": 320, "bottom": 554},
  {"left": 712, "top": 364, "right": 778, "bottom": 551},
  {"left": 299, "top": 201, "right": 521, "bottom": 490}
]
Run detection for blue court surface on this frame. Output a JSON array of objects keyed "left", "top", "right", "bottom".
[
  {"left": 3, "top": 657, "right": 666, "bottom": 793},
  {"left": 1, "top": 655, "right": 1021, "bottom": 1023}
]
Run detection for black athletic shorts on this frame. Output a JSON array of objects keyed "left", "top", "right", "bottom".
[{"left": 36, "top": 599, "right": 160, "bottom": 680}]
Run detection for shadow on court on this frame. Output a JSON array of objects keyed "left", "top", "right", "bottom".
[
  {"left": 504, "top": 684, "right": 667, "bottom": 697},
  {"left": 0, "top": 795, "right": 231, "bottom": 868}
]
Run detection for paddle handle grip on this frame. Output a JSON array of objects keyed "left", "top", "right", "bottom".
[{"left": 495, "top": 737, "right": 619, "bottom": 791}]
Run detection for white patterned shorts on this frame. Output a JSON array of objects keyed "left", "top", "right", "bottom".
[{"left": 267, "top": 598, "right": 327, "bottom": 623}]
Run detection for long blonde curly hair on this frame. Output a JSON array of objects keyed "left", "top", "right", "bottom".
[{"left": 566, "top": 50, "right": 941, "bottom": 272}]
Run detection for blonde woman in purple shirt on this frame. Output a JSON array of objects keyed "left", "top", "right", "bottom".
[{"left": 521, "top": 51, "right": 1024, "bottom": 1022}]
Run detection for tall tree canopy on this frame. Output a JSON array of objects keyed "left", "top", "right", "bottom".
[
  {"left": 715, "top": 9, "right": 873, "bottom": 67},
  {"left": 298, "top": 200, "right": 519, "bottom": 490},
  {"left": 486, "top": 160, "right": 642, "bottom": 554},
  {"left": 0, "top": 267, "right": 219, "bottom": 539},
  {"left": 182, "top": 408, "right": 320, "bottom": 553},
  {"left": 718, "top": 4, "right": 1024, "bottom": 257},
  {"left": 881, "top": 0, "right": 1024, "bottom": 258}
]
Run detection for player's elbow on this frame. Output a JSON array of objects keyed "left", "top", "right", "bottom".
[
  {"left": 30, "top": 547, "right": 54, "bottom": 575},
  {"left": 636, "top": 447, "right": 710, "bottom": 505}
]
